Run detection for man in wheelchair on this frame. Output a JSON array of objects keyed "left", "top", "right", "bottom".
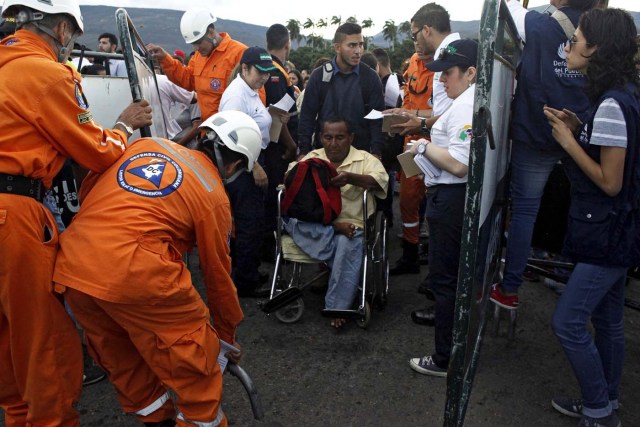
[{"left": 283, "top": 117, "right": 388, "bottom": 328}]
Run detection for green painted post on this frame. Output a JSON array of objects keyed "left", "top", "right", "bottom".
[{"left": 443, "top": 0, "right": 521, "bottom": 425}]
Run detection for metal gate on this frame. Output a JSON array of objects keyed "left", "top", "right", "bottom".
[{"left": 444, "top": 0, "right": 521, "bottom": 425}]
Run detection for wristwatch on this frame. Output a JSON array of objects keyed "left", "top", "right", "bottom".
[
  {"left": 115, "top": 121, "right": 134, "bottom": 136},
  {"left": 417, "top": 141, "right": 429, "bottom": 154},
  {"left": 420, "top": 117, "right": 430, "bottom": 134}
]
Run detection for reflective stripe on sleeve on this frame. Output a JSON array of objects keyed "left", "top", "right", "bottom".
[
  {"left": 177, "top": 409, "right": 225, "bottom": 427},
  {"left": 134, "top": 391, "right": 171, "bottom": 416},
  {"left": 402, "top": 221, "right": 420, "bottom": 228}
]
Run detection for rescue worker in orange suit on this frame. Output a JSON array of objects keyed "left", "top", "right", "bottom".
[
  {"left": 386, "top": 51, "right": 434, "bottom": 276},
  {"left": 0, "top": 0, "right": 152, "bottom": 424},
  {"left": 146, "top": 7, "right": 269, "bottom": 216},
  {"left": 53, "top": 110, "right": 262, "bottom": 427},
  {"left": 147, "top": 7, "right": 265, "bottom": 121}
]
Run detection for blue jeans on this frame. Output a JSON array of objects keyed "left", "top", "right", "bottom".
[
  {"left": 324, "top": 232, "right": 364, "bottom": 310},
  {"left": 552, "top": 263, "right": 626, "bottom": 418},
  {"left": 283, "top": 218, "right": 363, "bottom": 310},
  {"left": 502, "top": 142, "right": 565, "bottom": 293}
]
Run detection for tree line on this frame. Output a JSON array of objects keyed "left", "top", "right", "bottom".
[{"left": 286, "top": 17, "right": 417, "bottom": 73}]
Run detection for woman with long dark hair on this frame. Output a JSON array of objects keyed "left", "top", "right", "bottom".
[
  {"left": 543, "top": 8, "right": 640, "bottom": 426},
  {"left": 491, "top": 0, "right": 599, "bottom": 310}
]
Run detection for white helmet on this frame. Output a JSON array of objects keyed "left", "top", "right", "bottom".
[
  {"left": 200, "top": 110, "right": 261, "bottom": 172},
  {"left": 2, "top": 0, "right": 84, "bottom": 33},
  {"left": 180, "top": 7, "right": 216, "bottom": 44}
]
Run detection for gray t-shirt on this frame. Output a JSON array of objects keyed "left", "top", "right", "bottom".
[{"left": 590, "top": 98, "right": 628, "bottom": 148}]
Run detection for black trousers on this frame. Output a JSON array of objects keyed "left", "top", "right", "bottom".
[
  {"left": 425, "top": 184, "right": 466, "bottom": 368},
  {"left": 226, "top": 170, "right": 264, "bottom": 289}
]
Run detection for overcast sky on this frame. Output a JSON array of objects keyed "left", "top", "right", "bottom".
[{"left": 79, "top": 0, "right": 638, "bottom": 37}]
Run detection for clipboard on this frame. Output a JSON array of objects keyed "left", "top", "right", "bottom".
[
  {"left": 396, "top": 151, "right": 423, "bottom": 178},
  {"left": 382, "top": 114, "right": 410, "bottom": 135}
]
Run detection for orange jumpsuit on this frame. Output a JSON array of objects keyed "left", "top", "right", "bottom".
[
  {"left": 54, "top": 137, "right": 243, "bottom": 426},
  {"left": 400, "top": 53, "right": 434, "bottom": 245},
  {"left": 0, "top": 30, "right": 128, "bottom": 426},
  {"left": 161, "top": 33, "right": 265, "bottom": 120}
]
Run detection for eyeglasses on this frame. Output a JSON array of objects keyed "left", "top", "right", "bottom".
[
  {"left": 567, "top": 34, "right": 589, "bottom": 52},
  {"left": 438, "top": 46, "right": 471, "bottom": 63},
  {"left": 410, "top": 28, "right": 422, "bottom": 43}
]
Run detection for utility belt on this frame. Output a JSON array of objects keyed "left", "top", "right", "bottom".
[{"left": 0, "top": 173, "right": 45, "bottom": 202}]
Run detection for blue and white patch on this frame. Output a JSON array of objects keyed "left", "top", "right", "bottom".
[
  {"left": 210, "top": 78, "right": 221, "bottom": 91},
  {"left": 75, "top": 82, "right": 88, "bottom": 109},
  {"left": 117, "top": 152, "right": 183, "bottom": 198}
]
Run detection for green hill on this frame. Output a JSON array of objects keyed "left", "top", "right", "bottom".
[{"left": 55, "top": 5, "right": 640, "bottom": 56}]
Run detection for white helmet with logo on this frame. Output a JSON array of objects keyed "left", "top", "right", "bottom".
[
  {"left": 200, "top": 110, "right": 261, "bottom": 172},
  {"left": 180, "top": 7, "right": 216, "bottom": 44},
  {"left": 2, "top": 0, "right": 84, "bottom": 33}
]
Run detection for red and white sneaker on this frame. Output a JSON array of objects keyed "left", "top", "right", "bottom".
[{"left": 490, "top": 283, "right": 519, "bottom": 310}]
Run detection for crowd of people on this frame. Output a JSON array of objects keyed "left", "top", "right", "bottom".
[{"left": 0, "top": 0, "right": 639, "bottom": 425}]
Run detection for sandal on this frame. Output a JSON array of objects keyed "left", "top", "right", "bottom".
[{"left": 330, "top": 318, "right": 346, "bottom": 329}]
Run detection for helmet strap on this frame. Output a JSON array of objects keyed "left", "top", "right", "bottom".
[
  {"left": 22, "top": 10, "right": 80, "bottom": 63},
  {"left": 212, "top": 140, "right": 245, "bottom": 185}
]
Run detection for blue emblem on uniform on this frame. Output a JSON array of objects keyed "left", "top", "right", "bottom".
[
  {"left": 210, "top": 78, "right": 221, "bottom": 91},
  {"left": 127, "top": 162, "right": 166, "bottom": 188},
  {"left": 2, "top": 39, "right": 18, "bottom": 46},
  {"left": 117, "top": 152, "right": 183, "bottom": 198},
  {"left": 75, "top": 83, "right": 88, "bottom": 109}
]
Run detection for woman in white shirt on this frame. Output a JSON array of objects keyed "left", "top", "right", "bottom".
[
  {"left": 406, "top": 39, "right": 478, "bottom": 378},
  {"left": 218, "top": 47, "right": 275, "bottom": 297},
  {"left": 220, "top": 47, "right": 273, "bottom": 151}
]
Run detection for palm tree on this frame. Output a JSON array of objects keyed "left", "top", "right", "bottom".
[
  {"left": 317, "top": 18, "right": 328, "bottom": 29},
  {"left": 303, "top": 18, "right": 315, "bottom": 33},
  {"left": 307, "top": 34, "right": 326, "bottom": 50},
  {"left": 286, "top": 19, "right": 303, "bottom": 48},
  {"left": 382, "top": 19, "right": 398, "bottom": 50},
  {"left": 398, "top": 21, "right": 412, "bottom": 40},
  {"left": 330, "top": 15, "right": 342, "bottom": 28},
  {"left": 345, "top": 16, "right": 358, "bottom": 24},
  {"left": 361, "top": 18, "right": 373, "bottom": 31}
]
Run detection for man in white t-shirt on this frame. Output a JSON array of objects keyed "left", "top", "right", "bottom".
[
  {"left": 97, "top": 32, "right": 127, "bottom": 77},
  {"left": 156, "top": 73, "right": 200, "bottom": 145}
]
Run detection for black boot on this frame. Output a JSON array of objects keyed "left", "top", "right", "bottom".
[
  {"left": 144, "top": 420, "right": 176, "bottom": 427},
  {"left": 390, "top": 241, "right": 420, "bottom": 275}
]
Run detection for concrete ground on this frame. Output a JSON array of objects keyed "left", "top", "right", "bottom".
[{"left": 2, "top": 201, "right": 640, "bottom": 426}]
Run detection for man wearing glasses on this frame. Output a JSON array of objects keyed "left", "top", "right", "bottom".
[
  {"left": 147, "top": 7, "right": 264, "bottom": 121},
  {"left": 386, "top": 4, "right": 460, "bottom": 311}
]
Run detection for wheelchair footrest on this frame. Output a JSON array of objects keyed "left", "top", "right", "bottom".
[
  {"left": 261, "top": 287, "right": 303, "bottom": 314},
  {"left": 321, "top": 309, "right": 363, "bottom": 319}
]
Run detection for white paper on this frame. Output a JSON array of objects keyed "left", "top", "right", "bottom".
[
  {"left": 218, "top": 339, "right": 239, "bottom": 373},
  {"left": 414, "top": 153, "right": 442, "bottom": 186},
  {"left": 268, "top": 110, "right": 283, "bottom": 142},
  {"left": 270, "top": 93, "right": 295, "bottom": 113},
  {"left": 364, "top": 109, "right": 383, "bottom": 120},
  {"left": 384, "top": 74, "right": 402, "bottom": 107}
]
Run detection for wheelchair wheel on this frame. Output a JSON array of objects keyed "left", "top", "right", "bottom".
[
  {"left": 373, "top": 212, "right": 389, "bottom": 310},
  {"left": 356, "top": 301, "right": 371, "bottom": 329},
  {"left": 275, "top": 297, "right": 304, "bottom": 324}
]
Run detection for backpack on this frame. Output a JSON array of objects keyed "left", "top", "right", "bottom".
[{"left": 282, "top": 158, "right": 342, "bottom": 225}]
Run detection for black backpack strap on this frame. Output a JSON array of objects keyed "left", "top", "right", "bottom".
[{"left": 319, "top": 61, "right": 373, "bottom": 114}]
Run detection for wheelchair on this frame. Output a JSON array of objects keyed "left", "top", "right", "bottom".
[{"left": 260, "top": 186, "right": 389, "bottom": 328}]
